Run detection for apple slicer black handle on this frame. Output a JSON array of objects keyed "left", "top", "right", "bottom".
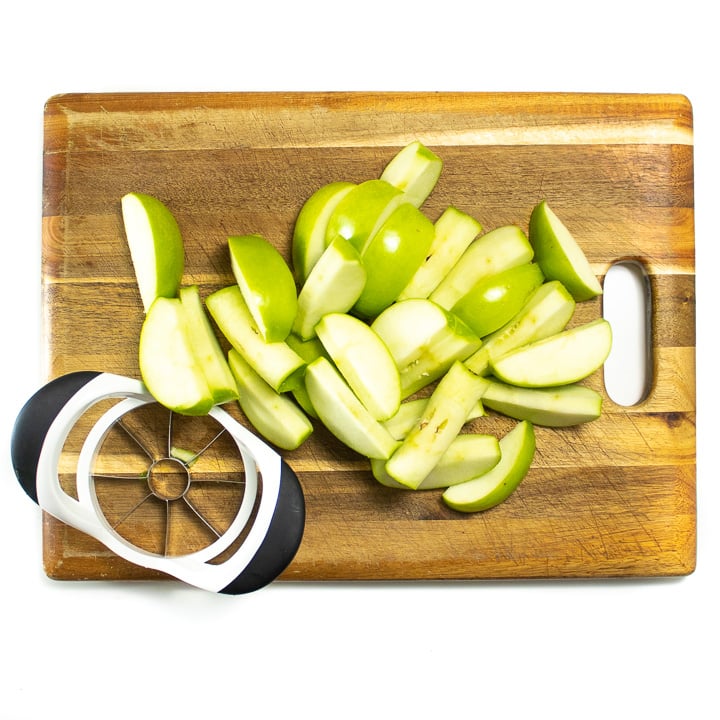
[
  {"left": 11, "top": 371, "right": 102, "bottom": 504},
  {"left": 219, "top": 458, "right": 305, "bottom": 595}
]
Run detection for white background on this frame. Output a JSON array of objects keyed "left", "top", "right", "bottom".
[{"left": 2, "top": 2, "right": 716, "bottom": 718}]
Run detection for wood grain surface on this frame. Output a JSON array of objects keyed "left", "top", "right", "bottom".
[{"left": 39, "top": 92, "right": 695, "bottom": 583}]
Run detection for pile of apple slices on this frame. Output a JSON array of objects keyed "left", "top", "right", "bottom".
[{"left": 122, "top": 140, "right": 611, "bottom": 514}]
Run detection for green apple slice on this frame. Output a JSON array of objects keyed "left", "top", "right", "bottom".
[
  {"left": 324, "top": 179, "right": 408, "bottom": 254},
  {"left": 304, "top": 357, "right": 400, "bottom": 460},
  {"left": 464, "top": 280, "right": 576, "bottom": 376},
  {"left": 429, "top": 225, "right": 534, "bottom": 310},
  {"left": 353, "top": 202, "right": 435, "bottom": 319},
  {"left": 384, "top": 362, "right": 488, "bottom": 489},
  {"left": 491, "top": 318, "right": 612, "bottom": 387},
  {"left": 178, "top": 285, "right": 238, "bottom": 405},
  {"left": 121, "top": 192, "right": 185, "bottom": 312},
  {"left": 315, "top": 312, "right": 401, "bottom": 421},
  {"left": 138, "top": 297, "right": 214, "bottom": 416},
  {"left": 451, "top": 263, "right": 545, "bottom": 338},
  {"left": 293, "top": 236, "right": 366, "bottom": 340},
  {"left": 481, "top": 379, "right": 603, "bottom": 427},
  {"left": 292, "top": 181, "right": 356, "bottom": 284},
  {"left": 379, "top": 140, "right": 443, "bottom": 207},
  {"left": 373, "top": 433, "right": 501, "bottom": 490},
  {"left": 442, "top": 420, "right": 535, "bottom": 513},
  {"left": 227, "top": 349, "right": 313, "bottom": 451},
  {"left": 371, "top": 299, "right": 481, "bottom": 397},
  {"left": 529, "top": 200, "right": 602, "bottom": 301},
  {"left": 398, "top": 206, "right": 482, "bottom": 301},
  {"left": 383, "top": 397, "right": 485, "bottom": 441},
  {"left": 228, "top": 234, "right": 298, "bottom": 343},
  {"left": 205, "top": 285, "right": 305, "bottom": 393},
  {"left": 285, "top": 334, "right": 328, "bottom": 418}
]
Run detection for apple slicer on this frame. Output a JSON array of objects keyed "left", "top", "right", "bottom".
[{"left": 11, "top": 371, "right": 305, "bottom": 594}]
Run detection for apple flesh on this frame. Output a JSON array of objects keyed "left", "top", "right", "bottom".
[
  {"left": 371, "top": 299, "right": 481, "bottom": 397},
  {"left": 383, "top": 397, "right": 485, "bottom": 441},
  {"left": 121, "top": 192, "right": 184, "bottom": 313},
  {"left": 429, "top": 225, "right": 534, "bottom": 311},
  {"left": 227, "top": 349, "right": 313, "bottom": 451},
  {"left": 353, "top": 202, "right": 435, "bottom": 319},
  {"left": 304, "top": 357, "right": 400, "bottom": 460},
  {"left": 491, "top": 318, "right": 612, "bottom": 387},
  {"left": 205, "top": 285, "right": 306, "bottom": 394},
  {"left": 384, "top": 362, "right": 489, "bottom": 489},
  {"left": 293, "top": 235, "right": 366, "bottom": 340},
  {"left": 315, "top": 312, "right": 401, "bottom": 421},
  {"left": 324, "top": 179, "right": 408, "bottom": 254},
  {"left": 228, "top": 234, "right": 298, "bottom": 343},
  {"left": 138, "top": 297, "right": 214, "bottom": 416},
  {"left": 481, "top": 379, "right": 603, "bottom": 427},
  {"left": 464, "top": 280, "right": 576, "bottom": 376},
  {"left": 285, "top": 334, "right": 328, "bottom": 418},
  {"left": 529, "top": 200, "right": 602, "bottom": 301},
  {"left": 379, "top": 140, "right": 443, "bottom": 207},
  {"left": 451, "top": 262, "right": 545, "bottom": 338},
  {"left": 442, "top": 420, "right": 535, "bottom": 513},
  {"left": 178, "top": 285, "right": 238, "bottom": 405},
  {"left": 292, "top": 181, "right": 356, "bottom": 284},
  {"left": 398, "top": 206, "right": 482, "bottom": 301}
]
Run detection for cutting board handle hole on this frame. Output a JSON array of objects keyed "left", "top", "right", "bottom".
[{"left": 602, "top": 260, "right": 652, "bottom": 406}]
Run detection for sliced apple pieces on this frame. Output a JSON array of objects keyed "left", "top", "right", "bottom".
[{"left": 379, "top": 140, "right": 443, "bottom": 207}]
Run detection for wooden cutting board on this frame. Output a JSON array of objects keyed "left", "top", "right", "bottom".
[{"left": 40, "top": 92, "right": 695, "bottom": 583}]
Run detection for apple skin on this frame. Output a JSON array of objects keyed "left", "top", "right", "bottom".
[
  {"left": 429, "top": 225, "right": 534, "bottom": 311},
  {"left": 324, "top": 179, "right": 408, "bottom": 254},
  {"left": 529, "top": 200, "right": 602, "bottom": 301},
  {"left": 228, "top": 234, "right": 298, "bottom": 343},
  {"left": 451, "top": 262, "right": 545, "bottom": 338},
  {"left": 227, "top": 349, "right": 313, "bottom": 451},
  {"left": 138, "top": 297, "right": 214, "bottom": 416},
  {"left": 121, "top": 192, "right": 185, "bottom": 313},
  {"left": 442, "top": 420, "right": 536, "bottom": 513},
  {"left": 292, "top": 181, "right": 356, "bottom": 284},
  {"left": 353, "top": 202, "right": 435, "bottom": 319},
  {"left": 304, "top": 357, "right": 400, "bottom": 460},
  {"left": 293, "top": 235, "right": 366, "bottom": 340},
  {"left": 398, "top": 206, "right": 482, "bottom": 301},
  {"left": 464, "top": 280, "right": 576, "bottom": 376},
  {"left": 491, "top": 317, "right": 612, "bottom": 387},
  {"left": 315, "top": 312, "right": 401, "bottom": 421},
  {"left": 379, "top": 140, "right": 443, "bottom": 207}
]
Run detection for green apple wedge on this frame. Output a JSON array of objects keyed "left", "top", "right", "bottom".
[
  {"left": 442, "top": 420, "right": 535, "bottom": 513},
  {"left": 121, "top": 192, "right": 185, "bottom": 313},
  {"left": 178, "top": 285, "right": 238, "bottom": 405},
  {"left": 451, "top": 262, "right": 545, "bottom": 338},
  {"left": 315, "top": 312, "right": 401, "bottom": 421},
  {"left": 491, "top": 318, "right": 612, "bottom": 387},
  {"left": 305, "top": 356, "right": 400, "bottom": 460},
  {"left": 529, "top": 200, "right": 602, "bottom": 301},
  {"left": 353, "top": 202, "right": 435, "bottom": 319},
  {"left": 384, "top": 361, "right": 489, "bottom": 489},
  {"left": 285, "top": 333, "right": 328, "bottom": 418},
  {"left": 382, "top": 397, "right": 485, "bottom": 441},
  {"left": 464, "top": 280, "right": 576, "bottom": 376},
  {"left": 293, "top": 235, "right": 366, "bottom": 340},
  {"left": 227, "top": 234, "right": 298, "bottom": 343},
  {"left": 481, "top": 379, "right": 603, "bottom": 427},
  {"left": 398, "top": 206, "right": 482, "bottom": 301},
  {"left": 324, "top": 179, "right": 409, "bottom": 254},
  {"left": 227, "top": 349, "right": 313, "bottom": 451},
  {"left": 372, "top": 433, "right": 501, "bottom": 490},
  {"left": 429, "top": 225, "right": 534, "bottom": 311},
  {"left": 379, "top": 140, "right": 443, "bottom": 207},
  {"left": 205, "top": 285, "right": 306, "bottom": 394},
  {"left": 138, "top": 297, "right": 214, "bottom": 416},
  {"left": 371, "top": 299, "right": 481, "bottom": 398},
  {"left": 292, "top": 181, "right": 356, "bottom": 284}
]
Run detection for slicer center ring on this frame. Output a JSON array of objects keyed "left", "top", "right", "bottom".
[{"left": 147, "top": 457, "right": 191, "bottom": 501}]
